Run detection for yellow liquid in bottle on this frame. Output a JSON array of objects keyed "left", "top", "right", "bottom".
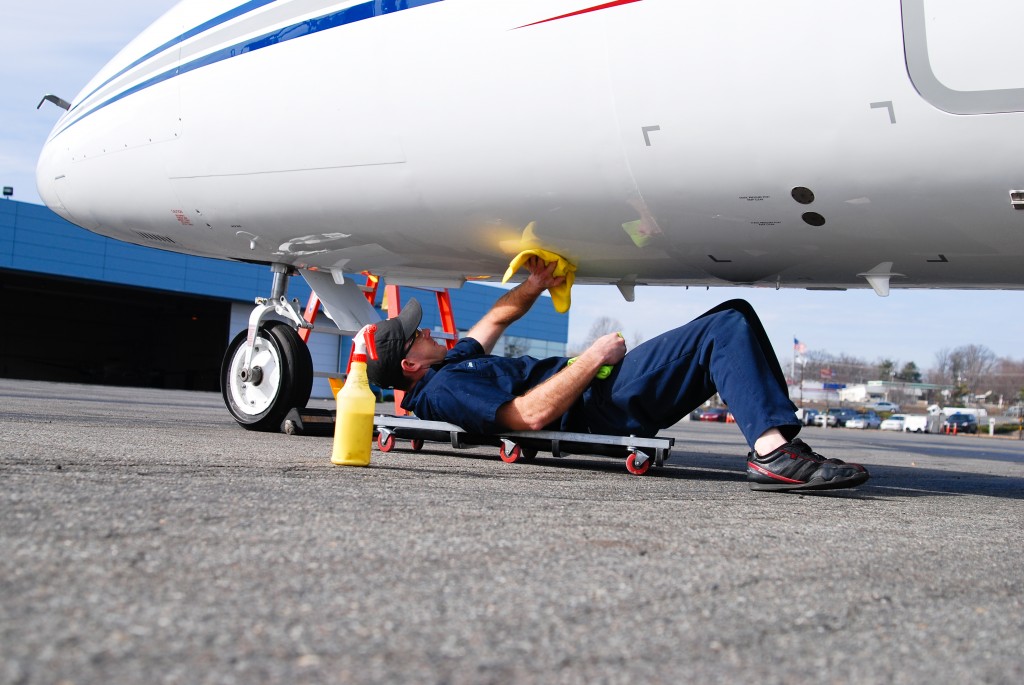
[{"left": 331, "top": 359, "right": 376, "bottom": 466}]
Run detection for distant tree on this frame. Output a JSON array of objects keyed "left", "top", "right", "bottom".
[
  {"left": 897, "top": 361, "right": 922, "bottom": 383},
  {"left": 878, "top": 359, "right": 897, "bottom": 381},
  {"left": 503, "top": 336, "right": 531, "bottom": 357},
  {"left": 832, "top": 354, "right": 873, "bottom": 383},
  {"left": 800, "top": 349, "right": 832, "bottom": 376},
  {"left": 954, "top": 344, "right": 996, "bottom": 399},
  {"left": 789, "top": 349, "right": 873, "bottom": 384},
  {"left": 929, "top": 344, "right": 996, "bottom": 402},
  {"left": 927, "top": 349, "right": 953, "bottom": 404},
  {"left": 568, "top": 316, "right": 625, "bottom": 356},
  {"left": 586, "top": 316, "right": 623, "bottom": 342},
  {"left": 986, "top": 358, "right": 1024, "bottom": 405},
  {"left": 928, "top": 347, "right": 953, "bottom": 385}
]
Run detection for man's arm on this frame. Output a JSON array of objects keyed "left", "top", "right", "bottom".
[
  {"left": 495, "top": 333, "right": 626, "bottom": 430},
  {"left": 466, "top": 257, "right": 562, "bottom": 353}
]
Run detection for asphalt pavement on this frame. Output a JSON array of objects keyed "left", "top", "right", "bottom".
[{"left": 2, "top": 378, "right": 1022, "bottom": 684}]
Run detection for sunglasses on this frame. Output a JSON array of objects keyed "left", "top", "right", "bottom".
[{"left": 402, "top": 329, "right": 420, "bottom": 355}]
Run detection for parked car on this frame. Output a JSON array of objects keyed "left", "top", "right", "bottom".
[
  {"left": 942, "top": 413, "right": 978, "bottom": 434},
  {"left": 699, "top": 407, "right": 731, "bottom": 422},
  {"left": 796, "top": 408, "right": 820, "bottom": 426},
  {"left": 879, "top": 414, "right": 907, "bottom": 431},
  {"left": 813, "top": 408, "right": 859, "bottom": 427},
  {"left": 865, "top": 400, "right": 901, "bottom": 413},
  {"left": 846, "top": 412, "right": 882, "bottom": 429}
]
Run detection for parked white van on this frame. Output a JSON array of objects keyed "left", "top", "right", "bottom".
[{"left": 903, "top": 415, "right": 942, "bottom": 433}]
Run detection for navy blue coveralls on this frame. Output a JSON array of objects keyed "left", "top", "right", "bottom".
[{"left": 401, "top": 299, "right": 802, "bottom": 447}]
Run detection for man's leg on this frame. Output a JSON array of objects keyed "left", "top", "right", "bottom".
[
  {"left": 583, "top": 299, "right": 800, "bottom": 446},
  {"left": 695, "top": 300, "right": 790, "bottom": 455},
  {"left": 582, "top": 299, "right": 868, "bottom": 491}
]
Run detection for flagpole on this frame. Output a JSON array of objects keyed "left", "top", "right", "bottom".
[{"left": 791, "top": 335, "right": 796, "bottom": 381}]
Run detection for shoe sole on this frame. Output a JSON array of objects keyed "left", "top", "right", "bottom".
[{"left": 748, "top": 470, "right": 870, "bottom": 492}]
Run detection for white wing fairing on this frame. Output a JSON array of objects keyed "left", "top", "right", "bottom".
[{"left": 36, "top": 0, "right": 1024, "bottom": 293}]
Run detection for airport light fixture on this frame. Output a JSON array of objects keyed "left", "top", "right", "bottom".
[{"left": 2, "top": 186, "right": 12, "bottom": 199}]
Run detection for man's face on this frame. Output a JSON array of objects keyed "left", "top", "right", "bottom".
[{"left": 403, "top": 328, "right": 447, "bottom": 365}]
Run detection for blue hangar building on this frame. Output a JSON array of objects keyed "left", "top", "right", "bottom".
[{"left": 0, "top": 199, "right": 568, "bottom": 399}]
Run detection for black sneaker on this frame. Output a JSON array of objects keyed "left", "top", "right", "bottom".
[{"left": 747, "top": 438, "right": 869, "bottom": 492}]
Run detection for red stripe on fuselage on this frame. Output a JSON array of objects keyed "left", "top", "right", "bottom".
[{"left": 513, "top": 0, "right": 643, "bottom": 30}]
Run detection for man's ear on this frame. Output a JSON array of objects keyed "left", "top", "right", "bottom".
[{"left": 400, "top": 358, "right": 422, "bottom": 374}]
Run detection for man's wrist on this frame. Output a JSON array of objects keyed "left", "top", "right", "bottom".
[{"left": 517, "top": 279, "right": 546, "bottom": 298}]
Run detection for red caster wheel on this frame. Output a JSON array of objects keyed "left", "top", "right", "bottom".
[
  {"left": 411, "top": 438, "right": 425, "bottom": 451},
  {"left": 499, "top": 443, "right": 522, "bottom": 463},
  {"left": 377, "top": 432, "right": 396, "bottom": 452},
  {"left": 625, "top": 452, "right": 651, "bottom": 475}
]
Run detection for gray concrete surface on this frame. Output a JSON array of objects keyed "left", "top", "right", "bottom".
[{"left": 2, "top": 378, "right": 1022, "bottom": 684}]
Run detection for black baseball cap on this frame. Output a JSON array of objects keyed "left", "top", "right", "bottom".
[{"left": 365, "top": 298, "right": 423, "bottom": 389}]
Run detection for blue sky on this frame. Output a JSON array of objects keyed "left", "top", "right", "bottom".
[{"left": 4, "top": 1, "right": 1023, "bottom": 374}]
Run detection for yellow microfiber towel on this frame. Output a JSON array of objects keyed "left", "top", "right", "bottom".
[{"left": 502, "top": 247, "right": 576, "bottom": 313}]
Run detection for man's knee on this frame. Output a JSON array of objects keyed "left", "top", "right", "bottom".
[
  {"left": 698, "top": 298, "right": 756, "bottom": 324},
  {"left": 717, "top": 298, "right": 755, "bottom": 318}
]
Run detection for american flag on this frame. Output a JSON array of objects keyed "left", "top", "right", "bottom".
[{"left": 793, "top": 338, "right": 807, "bottom": 355}]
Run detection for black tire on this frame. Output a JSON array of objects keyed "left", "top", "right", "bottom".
[{"left": 220, "top": 321, "right": 314, "bottom": 431}]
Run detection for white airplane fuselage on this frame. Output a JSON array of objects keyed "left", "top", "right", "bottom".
[{"left": 35, "top": 0, "right": 1024, "bottom": 296}]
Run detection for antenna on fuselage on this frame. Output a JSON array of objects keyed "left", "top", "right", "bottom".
[{"left": 37, "top": 94, "right": 70, "bottom": 111}]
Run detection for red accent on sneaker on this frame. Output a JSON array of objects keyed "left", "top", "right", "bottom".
[{"left": 747, "top": 461, "right": 804, "bottom": 484}]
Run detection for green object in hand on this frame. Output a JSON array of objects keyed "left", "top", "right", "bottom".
[{"left": 567, "top": 357, "right": 614, "bottom": 379}]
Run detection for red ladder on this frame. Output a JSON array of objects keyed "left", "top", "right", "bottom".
[
  {"left": 384, "top": 284, "right": 458, "bottom": 415},
  {"left": 298, "top": 273, "right": 458, "bottom": 416}
]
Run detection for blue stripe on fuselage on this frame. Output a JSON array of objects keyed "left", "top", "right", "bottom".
[
  {"left": 56, "top": 0, "right": 442, "bottom": 137},
  {"left": 70, "top": 0, "right": 280, "bottom": 117}
]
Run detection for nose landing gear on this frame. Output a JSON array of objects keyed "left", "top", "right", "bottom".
[{"left": 220, "top": 264, "right": 314, "bottom": 431}]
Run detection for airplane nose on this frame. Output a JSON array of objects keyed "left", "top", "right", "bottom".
[
  {"left": 35, "top": 138, "right": 76, "bottom": 224},
  {"left": 35, "top": 130, "right": 103, "bottom": 230}
]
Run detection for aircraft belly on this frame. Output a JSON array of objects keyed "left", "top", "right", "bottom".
[
  {"left": 599, "top": 0, "right": 1024, "bottom": 289},
  {"left": 35, "top": 0, "right": 1024, "bottom": 291}
]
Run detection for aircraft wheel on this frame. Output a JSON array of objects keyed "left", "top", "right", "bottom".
[
  {"left": 377, "top": 432, "right": 396, "bottom": 452},
  {"left": 221, "top": 321, "right": 313, "bottom": 431},
  {"left": 625, "top": 452, "right": 651, "bottom": 475}
]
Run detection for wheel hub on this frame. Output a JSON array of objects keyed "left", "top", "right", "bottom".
[{"left": 240, "top": 365, "right": 264, "bottom": 386}]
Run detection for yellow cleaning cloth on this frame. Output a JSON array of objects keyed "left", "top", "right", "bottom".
[{"left": 502, "top": 248, "right": 576, "bottom": 313}]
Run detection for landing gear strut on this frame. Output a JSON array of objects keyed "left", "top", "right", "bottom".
[{"left": 220, "top": 264, "right": 314, "bottom": 431}]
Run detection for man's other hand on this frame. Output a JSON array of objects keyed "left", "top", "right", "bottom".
[{"left": 587, "top": 332, "right": 627, "bottom": 366}]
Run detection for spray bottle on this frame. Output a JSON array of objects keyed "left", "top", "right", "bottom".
[{"left": 332, "top": 324, "right": 378, "bottom": 466}]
